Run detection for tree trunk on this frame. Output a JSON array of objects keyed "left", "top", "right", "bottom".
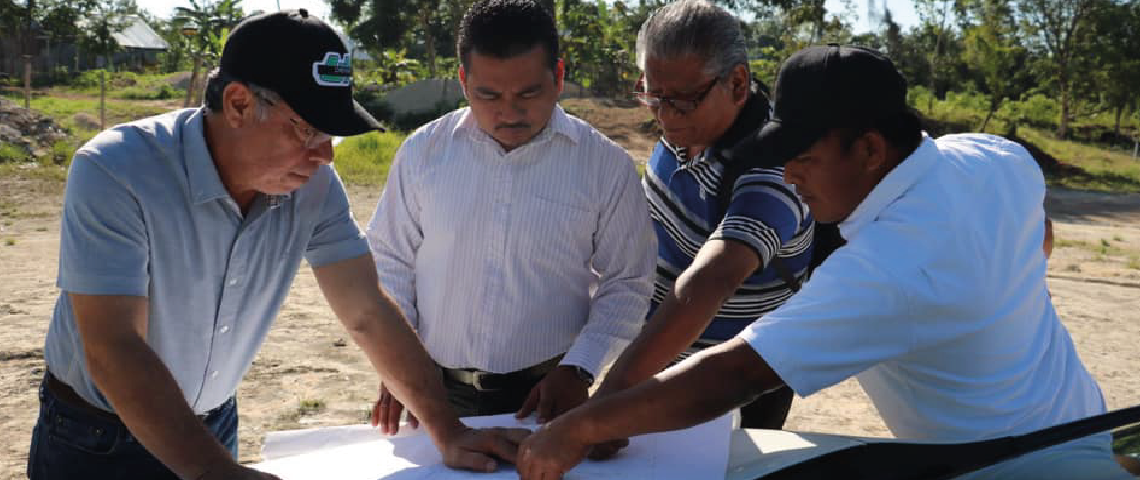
[
  {"left": 420, "top": 8, "right": 437, "bottom": 78},
  {"left": 1057, "top": 84, "right": 1070, "bottom": 139},
  {"left": 1114, "top": 105, "right": 1123, "bottom": 138},
  {"left": 183, "top": 53, "right": 201, "bottom": 108},
  {"left": 981, "top": 100, "right": 998, "bottom": 133}
]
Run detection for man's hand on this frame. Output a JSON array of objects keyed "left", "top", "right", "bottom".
[
  {"left": 371, "top": 382, "right": 419, "bottom": 435},
  {"left": 198, "top": 463, "right": 283, "bottom": 480},
  {"left": 516, "top": 366, "right": 590, "bottom": 423},
  {"left": 437, "top": 426, "right": 531, "bottom": 472},
  {"left": 517, "top": 419, "right": 592, "bottom": 480}
]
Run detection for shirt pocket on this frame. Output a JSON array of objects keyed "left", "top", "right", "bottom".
[{"left": 513, "top": 195, "right": 596, "bottom": 267}]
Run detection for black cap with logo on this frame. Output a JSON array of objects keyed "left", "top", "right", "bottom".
[
  {"left": 733, "top": 44, "right": 907, "bottom": 166},
  {"left": 220, "top": 9, "right": 383, "bottom": 136}
]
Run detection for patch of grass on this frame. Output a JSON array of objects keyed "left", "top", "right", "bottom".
[
  {"left": 35, "top": 226, "right": 48, "bottom": 232},
  {"left": 333, "top": 131, "right": 408, "bottom": 186},
  {"left": 1115, "top": 235, "right": 1125, "bottom": 242},
  {"left": 0, "top": 163, "right": 69, "bottom": 183},
  {"left": 0, "top": 143, "right": 27, "bottom": 163},
  {"left": 4, "top": 238, "right": 15, "bottom": 246},
  {"left": 298, "top": 399, "right": 326, "bottom": 415},
  {"left": 1019, "top": 127, "right": 1140, "bottom": 193},
  {"left": 1055, "top": 238, "right": 1090, "bottom": 249}
]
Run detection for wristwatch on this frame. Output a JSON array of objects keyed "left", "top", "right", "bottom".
[{"left": 569, "top": 365, "right": 595, "bottom": 386}]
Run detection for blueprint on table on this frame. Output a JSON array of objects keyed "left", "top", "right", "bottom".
[{"left": 254, "top": 413, "right": 732, "bottom": 480}]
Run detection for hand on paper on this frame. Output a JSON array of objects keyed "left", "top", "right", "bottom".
[
  {"left": 438, "top": 425, "right": 532, "bottom": 472},
  {"left": 371, "top": 382, "right": 418, "bottom": 435},
  {"left": 516, "top": 366, "right": 589, "bottom": 424},
  {"left": 517, "top": 418, "right": 591, "bottom": 480}
]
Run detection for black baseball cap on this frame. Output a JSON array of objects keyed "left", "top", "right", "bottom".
[
  {"left": 732, "top": 44, "right": 907, "bottom": 165},
  {"left": 220, "top": 9, "right": 383, "bottom": 136}
]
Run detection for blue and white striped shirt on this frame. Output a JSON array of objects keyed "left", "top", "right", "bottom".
[{"left": 645, "top": 98, "right": 813, "bottom": 341}]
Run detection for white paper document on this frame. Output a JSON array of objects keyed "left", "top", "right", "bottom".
[{"left": 254, "top": 413, "right": 733, "bottom": 480}]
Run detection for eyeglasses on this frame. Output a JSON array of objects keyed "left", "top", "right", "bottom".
[
  {"left": 634, "top": 75, "right": 722, "bottom": 114},
  {"left": 256, "top": 92, "right": 332, "bottom": 149}
]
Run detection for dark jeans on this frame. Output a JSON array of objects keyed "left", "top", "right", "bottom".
[
  {"left": 27, "top": 375, "right": 238, "bottom": 480},
  {"left": 441, "top": 371, "right": 544, "bottom": 417}
]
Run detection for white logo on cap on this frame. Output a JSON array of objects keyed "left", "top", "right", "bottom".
[{"left": 312, "top": 52, "right": 352, "bottom": 87}]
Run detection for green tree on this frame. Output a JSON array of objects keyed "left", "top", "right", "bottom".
[
  {"left": 1086, "top": 0, "right": 1140, "bottom": 138},
  {"left": 1018, "top": 0, "right": 1098, "bottom": 138},
  {"left": 962, "top": 0, "right": 1027, "bottom": 132},
  {"left": 172, "top": 0, "right": 244, "bottom": 106}
]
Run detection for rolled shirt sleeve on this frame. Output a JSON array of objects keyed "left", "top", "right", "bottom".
[
  {"left": 303, "top": 167, "right": 370, "bottom": 268},
  {"left": 57, "top": 153, "right": 151, "bottom": 297},
  {"left": 710, "top": 168, "right": 806, "bottom": 268},
  {"left": 560, "top": 153, "right": 656, "bottom": 376}
]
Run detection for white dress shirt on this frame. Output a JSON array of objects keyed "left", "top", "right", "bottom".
[
  {"left": 366, "top": 106, "right": 656, "bottom": 375},
  {"left": 739, "top": 134, "right": 1107, "bottom": 442}
]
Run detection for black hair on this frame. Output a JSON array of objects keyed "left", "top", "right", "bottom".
[
  {"left": 203, "top": 68, "right": 234, "bottom": 112},
  {"left": 456, "top": 0, "right": 559, "bottom": 73},
  {"left": 836, "top": 108, "right": 924, "bottom": 158}
]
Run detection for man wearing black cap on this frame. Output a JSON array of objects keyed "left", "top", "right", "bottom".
[
  {"left": 28, "top": 10, "right": 527, "bottom": 480},
  {"left": 515, "top": 45, "right": 1128, "bottom": 480}
]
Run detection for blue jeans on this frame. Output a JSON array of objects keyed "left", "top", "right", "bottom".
[{"left": 26, "top": 375, "right": 238, "bottom": 480}]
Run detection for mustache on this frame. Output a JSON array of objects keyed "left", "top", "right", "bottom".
[{"left": 495, "top": 122, "right": 530, "bottom": 130}]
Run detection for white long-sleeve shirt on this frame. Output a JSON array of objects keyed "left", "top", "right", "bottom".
[{"left": 366, "top": 106, "right": 656, "bottom": 376}]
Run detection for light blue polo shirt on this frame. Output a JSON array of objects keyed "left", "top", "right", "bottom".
[{"left": 44, "top": 108, "right": 370, "bottom": 415}]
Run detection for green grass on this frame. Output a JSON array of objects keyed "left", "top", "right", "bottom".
[
  {"left": 0, "top": 143, "right": 25, "bottom": 163},
  {"left": 0, "top": 163, "right": 69, "bottom": 182},
  {"left": 298, "top": 399, "right": 326, "bottom": 415},
  {"left": 4, "top": 239, "right": 15, "bottom": 246},
  {"left": 332, "top": 131, "right": 408, "bottom": 186},
  {"left": 1018, "top": 127, "right": 1140, "bottom": 193}
]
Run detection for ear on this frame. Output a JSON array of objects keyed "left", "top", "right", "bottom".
[
  {"left": 458, "top": 65, "right": 469, "bottom": 100},
  {"left": 861, "top": 130, "right": 890, "bottom": 174},
  {"left": 554, "top": 58, "right": 565, "bottom": 96},
  {"left": 221, "top": 82, "right": 256, "bottom": 129},
  {"left": 729, "top": 64, "right": 749, "bottom": 107}
]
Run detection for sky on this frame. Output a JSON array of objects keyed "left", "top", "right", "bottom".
[
  {"left": 138, "top": 0, "right": 331, "bottom": 20},
  {"left": 824, "top": 0, "right": 921, "bottom": 34},
  {"left": 137, "top": 0, "right": 920, "bottom": 35}
]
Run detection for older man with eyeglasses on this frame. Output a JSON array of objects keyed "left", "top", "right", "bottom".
[
  {"left": 588, "top": 0, "right": 815, "bottom": 438},
  {"left": 27, "top": 10, "right": 527, "bottom": 480}
]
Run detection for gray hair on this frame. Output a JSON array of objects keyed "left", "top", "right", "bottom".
[
  {"left": 635, "top": 0, "right": 748, "bottom": 79},
  {"left": 202, "top": 68, "right": 279, "bottom": 122}
]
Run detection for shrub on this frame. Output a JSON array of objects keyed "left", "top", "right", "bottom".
[{"left": 333, "top": 131, "right": 407, "bottom": 186}]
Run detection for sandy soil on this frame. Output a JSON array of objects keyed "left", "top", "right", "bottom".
[{"left": 2, "top": 103, "right": 1139, "bottom": 479}]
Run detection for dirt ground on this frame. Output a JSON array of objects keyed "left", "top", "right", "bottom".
[{"left": 2, "top": 100, "right": 1139, "bottom": 478}]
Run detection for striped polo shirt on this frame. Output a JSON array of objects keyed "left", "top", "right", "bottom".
[{"left": 644, "top": 92, "right": 814, "bottom": 341}]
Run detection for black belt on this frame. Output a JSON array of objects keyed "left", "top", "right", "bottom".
[
  {"left": 441, "top": 356, "right": 561, "bottom": 391},
  {"left": 45, "top": 372, "right": 223, "bottom": 422}
]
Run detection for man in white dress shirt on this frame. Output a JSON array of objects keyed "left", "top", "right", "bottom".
[
  {"left": 516, "top": 45, "right": 1130, "bottom": 480},
  {"left": 365, "top": 0, "right": 655, "bottom": 433}
]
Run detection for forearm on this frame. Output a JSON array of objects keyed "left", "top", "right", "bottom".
[
  {"left": 564, "top": 338, "right": 778, "bottom": 444},
  {"left": 599, "top": 265, "right": 746, "bottom": 394},
  {"left": 337, "top": 290, "right": 463, "bottom": 445},
  {"left": 86, "top": 337, "right": 234, "bottom": 480}
]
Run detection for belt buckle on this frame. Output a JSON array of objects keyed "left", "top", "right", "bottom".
[{"left": 469, "top": 371, "right": 494, "bottom": 391}]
